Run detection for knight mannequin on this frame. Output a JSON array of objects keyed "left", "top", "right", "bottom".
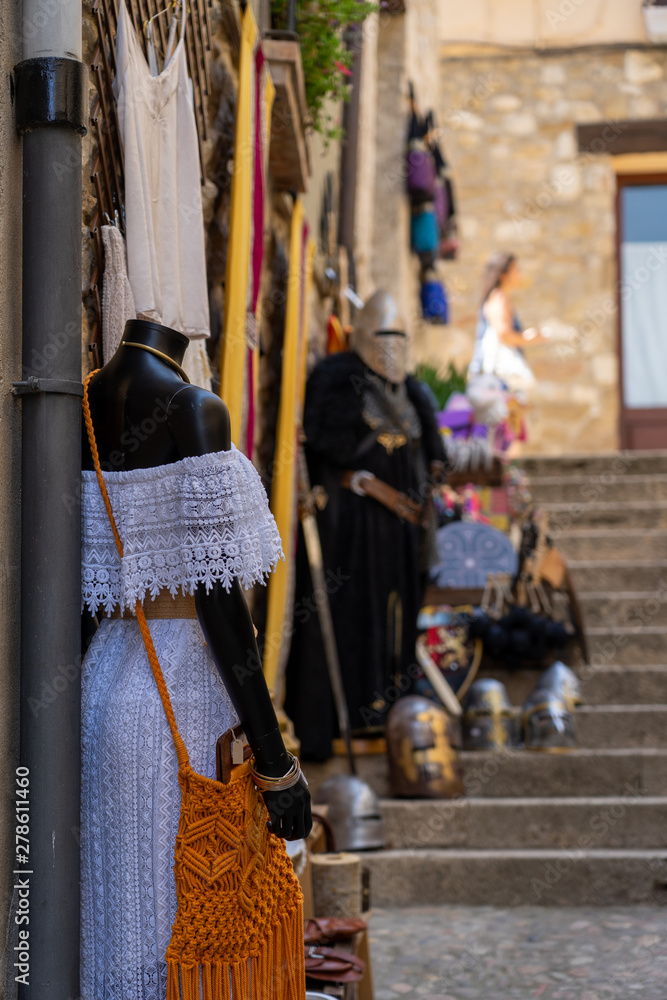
[
  {"left": 83, "top": 317, "right": 311, "bottom": 837},
  {"left": 285, "top": 291, "right": 447, "bottom": 760}
]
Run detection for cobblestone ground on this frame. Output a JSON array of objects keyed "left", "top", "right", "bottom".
[{"left": 369, "top": 906, "right": 667, "bottom": 1000}]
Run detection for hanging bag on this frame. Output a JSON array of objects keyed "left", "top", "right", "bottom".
[
  {"left": 82, "top": 372, "right": 305, "bottom": 1000},
  {"left": 406, "top": 140, "right": 437, "bottom": 201},
  {"left": 411, "top": 204, "right": 439, "bottom": 254},
  {"left": 406, "top": 107, "right": 436, "bottom": 201},
  {"left": 420, "top": 277, "right": 449, "bottom": 323}
]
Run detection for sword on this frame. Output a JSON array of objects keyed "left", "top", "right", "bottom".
[{"left": 297, "top": 446, "right": 357, "bottom": 776}]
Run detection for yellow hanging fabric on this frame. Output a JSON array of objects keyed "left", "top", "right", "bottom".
[
  {"left": 220, "top": 4, "right": 257, "bottom": 446},
  {"left": 251, "top": 66, "right": 276, "bottom": 414},
  {"left": 263, "top": 199, "right": 304, "bottom": 699},
  {"left": 246, "top": 61, "right": 276, "bottom": 459}
]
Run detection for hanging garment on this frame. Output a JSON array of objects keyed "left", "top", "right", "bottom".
[
  {"left": 101, "top": 224, "right": 136, "bottom": 364},
  {"left": 182, "top": 338, "right": 213, "bottom": 389},
  {"left": 113, "top": 2, "right": 211, "bottom": 364},
  {"left": 79, "top": 446, "right": 286, "bottom": 1000}
]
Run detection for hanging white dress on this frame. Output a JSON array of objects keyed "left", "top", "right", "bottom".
[
  {"left": 101, "top": 224, "right": 136, "bottom": 365},
  {"left": 113, "top": 1, "right": 212, "bottom": 388},
  {"left": 79, "top": 447, "right": 283, "bottom": 1000}
]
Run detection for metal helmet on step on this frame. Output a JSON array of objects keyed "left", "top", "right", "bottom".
[
  {"left": 386, "top": 695, "right": 464, "bottom": 799},
  {"left": 522, "top": 687, "right": 577, "bottom": 751},
  {"left": 462, "top": 678, "right": 520, "bottom": 750},
  {"left": 348, "top": 289, "right": 408, "bottom": 383},
  {"left": 536, "top": 661, "right": 582, "bottom": 710},
  {"left": 313, "top": 774, "right": 386, "bottom": 851}
]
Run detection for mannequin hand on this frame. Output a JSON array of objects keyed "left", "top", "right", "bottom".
[{"left": 262, "top": 775, "right": 312, "bottom": 841}]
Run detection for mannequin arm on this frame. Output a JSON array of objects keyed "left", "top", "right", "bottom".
[
  {"left": 167, "top": 387, "right": 311, "bottom": 839},
  {"left": 195, "top": 582, "right": 312, "bottom": 840}
]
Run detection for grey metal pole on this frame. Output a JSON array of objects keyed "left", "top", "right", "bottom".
[{"left": 14, "top": 1, "right": 87, "bottom": 995}]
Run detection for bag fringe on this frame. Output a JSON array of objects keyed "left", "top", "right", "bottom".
[{"left": 166, "top": 902, "right": 304, "bottom": 1000}]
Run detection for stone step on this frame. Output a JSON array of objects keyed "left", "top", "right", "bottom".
[
  {"left": 573, "top": 706, "right": 667, "bottom": 749},
  {"left": 521, "top": 451, "right": 667, "bottom": 478},
  {"left": 381, "top": 796, "right": 667, "bottom": 850},
  {"left": 477, "top": 663, "right": 667, "bottom": 707},
  {"left": 583, "top": 664, "right": 667, "bottom": 705},
  {"left": 363, "top": 849, "right": 667, "bottom": 907},
  {"left": 305, "top": 748, "right": 667, "bottom": 800},
  {"left": 558, "top": 529, "right": 667, "bottom": 562},
  {"left": 570, "top": 562, "right": 667, "bottom": 592},
  {"left": 583, "top": 625, "right": 667, "bottom": 665},
  {"left": 580, "top": 592, "right": 667, "bottom": 627},
  {"left": 529, "top": 473, "right": 667, "bottom": 505},
  {"left": 540, "top": 500, "right": 667, "bottom": 532}
]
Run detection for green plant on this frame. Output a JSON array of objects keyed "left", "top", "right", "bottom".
[
  {"left": 271, "top": 0, "right": 377, "bottom": 142},
  {"left": 414, "top": 361, "right": 467, "bottom": 411}
]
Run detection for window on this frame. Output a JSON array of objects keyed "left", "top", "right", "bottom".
[{"left": 619, "top": 182, "right": 667, "bottom": 409}]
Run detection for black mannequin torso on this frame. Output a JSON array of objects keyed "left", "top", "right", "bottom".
[{"left": 84, "top": 319, "right": 311, "bottom": 840}]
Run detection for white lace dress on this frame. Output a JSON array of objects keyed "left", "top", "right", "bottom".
[{"left": 79, "top": 446, "right": 283, "bottom": 1000}]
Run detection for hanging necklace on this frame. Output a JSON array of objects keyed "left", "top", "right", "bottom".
[{"left": 122, "top": 341, "right": 191, "bottom": 383}]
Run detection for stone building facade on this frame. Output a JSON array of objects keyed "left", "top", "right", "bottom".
[
  {"left": 429, "top": 45, "right": 667, "bottom": 454},
  {"left": 351, "top": 0, "right": 667, "bottom": 454}
]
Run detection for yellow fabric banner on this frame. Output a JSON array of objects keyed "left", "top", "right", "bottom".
[
  {"left": 248, "top": 71, "right": 276, "bottom": 457},
  {"left": 220, "top": 4, "right": 257, "bottom": 446},
  {"left": 263, "top": 200, "right": 305, "bottom": 699}
]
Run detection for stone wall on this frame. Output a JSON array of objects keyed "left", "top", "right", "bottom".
[
  {"left": 414, "top": 45, "right": 667, "bottom": 454},
  {"left": 0, "top": 1, "right": 23, "bottom": 994},
  {"left": 437, "top": 0, "right": 649, "bottom": 49}
]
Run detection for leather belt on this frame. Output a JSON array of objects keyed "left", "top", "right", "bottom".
[
  {"left": 108, "top": 589, "right": 198, "bottom": 620},
  {"left": 341, "top": 470, "right": 424, "bottom": 526}
]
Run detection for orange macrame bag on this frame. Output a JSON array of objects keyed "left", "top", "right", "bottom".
[{"left": 83, "top": 373, "right": 305, "bottom": 1000}]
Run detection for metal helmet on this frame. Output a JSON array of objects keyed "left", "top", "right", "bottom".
[
  {"left": 522, "top": 688, "right": 577, "bottom": 751},
  {"left": 537, "top": 661, "right": 582, "bottom": 710},
  {"left": 386, "top": 695, "right": 464, "bottom": 799},
  {"left": 463, "top": 679, "right": 520, "bottom": 751},
  {"left": 348, "top": 289, "right": 408, "bottom": 383},
  {"left": 313, "top": 775, "right": 386, "bottom": 851}
]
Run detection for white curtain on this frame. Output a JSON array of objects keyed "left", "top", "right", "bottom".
[{"left": 621, "top": 241, "right": 667, "bottom": 408}]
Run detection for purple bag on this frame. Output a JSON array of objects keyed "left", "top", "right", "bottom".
[{"left": 407, "top": 141, "right": 436, "bottom": 200}]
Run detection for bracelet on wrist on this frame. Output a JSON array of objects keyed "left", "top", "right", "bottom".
[{"left": 250, "top": 751, "right": 306, "bottom": 792}]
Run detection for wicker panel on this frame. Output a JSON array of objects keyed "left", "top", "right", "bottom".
[{"left": 85, "top": 0, "right": 213, "bottom": 366}]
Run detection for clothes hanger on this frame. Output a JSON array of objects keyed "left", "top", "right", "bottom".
[
  {"left": 102, "top": 208, "right": 126, "bottom": 236},
  {"left": 142, "top": 0, "right": 188, "bottom": 74}
]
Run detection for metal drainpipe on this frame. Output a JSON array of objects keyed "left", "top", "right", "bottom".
[{"left": 13, "top": 0, "right": 87, "bottom": 996}]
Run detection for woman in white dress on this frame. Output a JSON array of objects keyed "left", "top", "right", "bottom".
[
  {"left": 80, "top": 319, "right": 311, "bottom": 1000},
  {"left": 467, "top": 252, "right": 546, "bottom": 453}
]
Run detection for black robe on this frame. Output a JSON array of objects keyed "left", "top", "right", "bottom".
[{"left": 284, "top": 352, "right": 446, "bottom": 760}]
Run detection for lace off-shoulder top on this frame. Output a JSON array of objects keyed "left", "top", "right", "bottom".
[{"left": 81, "top": 444, "right": 283, "bottom": 616}]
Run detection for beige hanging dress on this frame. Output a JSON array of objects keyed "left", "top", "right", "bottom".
[{"left": 113, "top": 1, "right": 212, "bottom": 389}]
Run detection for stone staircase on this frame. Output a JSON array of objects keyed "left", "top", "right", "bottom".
[{"left": 303, "top": 452, "right": 667, "bottom": 907}]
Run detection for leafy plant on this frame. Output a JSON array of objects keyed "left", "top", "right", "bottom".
[
  {"left": 414, "top": 361, "right": 467, "bottom": 411},
  {"left": 271, "top": 0, "right": 377, "bottom": 142}
]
